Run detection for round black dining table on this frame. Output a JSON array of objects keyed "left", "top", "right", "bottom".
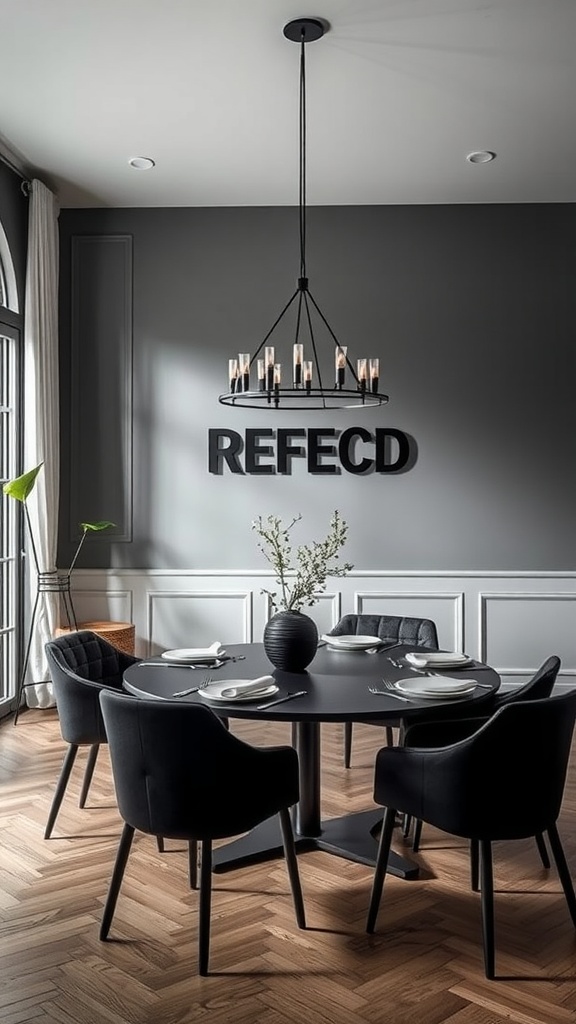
[{"left": 123, "top": 642, "right": 500, "bottom": 880}]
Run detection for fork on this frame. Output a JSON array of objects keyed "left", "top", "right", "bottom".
[
  {"left": 171, "top": 676, "right": 212, "bottom": 698},
  {"left": 387, "top": 656, "right": 403, "bottom": 669},
  {"left": 368, "top": 683, "right": 411, "bottom": 702}
]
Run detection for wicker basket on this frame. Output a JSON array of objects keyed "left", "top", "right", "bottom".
[{"left": 55, "top": 620, "right": 136, "bottom": 655}]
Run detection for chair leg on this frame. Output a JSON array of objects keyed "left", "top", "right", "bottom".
[
  {"left": 44, "top": 744, "right": 79, "bottom": 839},
  {"left": 366, "top": 805, "right": 396, "bottom": 933},
  {"left": 402, "top": 814, "right": 412, "bottom": 838},
  {"left": 198, "top": 839, "right": 213, "bottom": 976},
  {"left": 535, "top": 831, "right": 551, "bottom": 869},
  {"left": 470, "top": 838, "right": 480, "bottom": 891},
  {"left": 385, "top": 726, "right": 394, "bottom": 746},
  {"left": 279, "top": 807, "right": 306, "bottom": 929},
  {"left": 344, "top": 722, "right": 352, "bottom": 768},
  {"left": 546, "top": 822, "right": 576, "bottom": 927},
  {"left": 156, "top": 836, "right": 165, "bottom": 853},
  {"left": 78, "top": 744, "right": 99, "bottom": 808},
  {"left": 412, "top": 819, "right": 423, "bottom": 852},
  {"left": 189, "top": 839, "right": 198, "bottom": 890},
  {"left": 100, "top": 822, "right": 135, "bottom": 940},
  {"left": 479, "top": 839, "right": 495, "bottom": 979}
]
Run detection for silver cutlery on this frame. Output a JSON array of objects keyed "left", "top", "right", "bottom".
[
  {"left": 256, "top": 690, "right": 308, "bottom": 710},
  {"left": 171, "top": 677, "right": 212, "bottom": 698},
  {"left": 187, "top": 654, "right": 246, "bottom": 669},
  {"left": 368, "top": 685, "right": 411, "bottom": 702},
  {"left": 138, "top": 662, "right": 194, "bottom": 669},
  {"left": 138, "top": 656, "right": 246, "bottom": 670}
]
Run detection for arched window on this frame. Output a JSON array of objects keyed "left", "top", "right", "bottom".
[
  {"left": 0, "top": 219, "right": 19, "bottom": 312},
  {"left": 0, "top": 218, "right": 21, "bottom": 712}
]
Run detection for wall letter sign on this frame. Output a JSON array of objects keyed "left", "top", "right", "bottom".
[{"left": 208, "top": 427, "right": 412, "bottom": 475}]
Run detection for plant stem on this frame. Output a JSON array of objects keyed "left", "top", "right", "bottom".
[
  {"left": 23, "top": 502, "right": 40, "bottom": 576},
  {"left": 68, "top": 529, "right": 87, "bottom": 575}
]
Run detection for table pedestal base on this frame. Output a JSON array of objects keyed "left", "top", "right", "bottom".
[{"left": 212, "top": 808, "right": 420, "bottom": 880}]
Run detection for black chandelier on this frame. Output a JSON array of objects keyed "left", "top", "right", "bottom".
[{"left": 219, "top": 17, "right": 389, "bottom": 411}]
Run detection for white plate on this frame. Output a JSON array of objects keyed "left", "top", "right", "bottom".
[
  {"left": 199, "top": 680, "right": 279, "bottom": 703},
  {"left": 321, "top": 634, "right": 382, "bottom": 650},
  {"left": 394, "top": 676, "right": 478, "bottom": 698},
  {"left": 405, "top": 651, "right": 472, "bottom": 668},
  {"left": 162, "top": 645, "right": 225, "bottom": 663}
]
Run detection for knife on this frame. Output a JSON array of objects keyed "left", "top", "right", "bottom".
[{"left": 256, "top": 690, "right": 308, "bottom": 710}]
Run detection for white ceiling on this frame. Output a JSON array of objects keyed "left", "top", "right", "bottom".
[{"left": 1, "top": 0, "right": 575, "bottom": 209}]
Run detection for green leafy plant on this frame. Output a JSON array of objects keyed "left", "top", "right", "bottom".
[
  {"left": 3, "top": 463, "right": 43, "bottom": 503},
  {"left": 69, "top": 520, "right": 116, "bottom": 573},
  {"left": 3, "top": 462, "right": 115, "bottom": 573},
  {"left": 3, "top": 463, "right": 45, "bottom": 573},
  {"left": 252, "top": 510, "right": 353, "bottom": 613}
]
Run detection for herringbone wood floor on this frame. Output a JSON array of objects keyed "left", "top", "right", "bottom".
[{"left": 2, "top": 708, "right": 576, "bottom": 1024}]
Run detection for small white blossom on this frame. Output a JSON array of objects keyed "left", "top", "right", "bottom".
[{"left": 251, "top": 511, "right": 353, "bottom": 613}]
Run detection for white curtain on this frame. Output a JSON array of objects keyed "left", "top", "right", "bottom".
[{"left": 22, "top": 179, "right": 60, "bottom": 708}]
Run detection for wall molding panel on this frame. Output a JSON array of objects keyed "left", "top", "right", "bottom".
[
  {"left": 355, "top": 590, "right": 465, "bottom": 652},
  {"left": 70, "top": 569, "right": 576, "bottom": 687},
  {"left": 69, "top": 233, "right": 133, "bottom": 544},
  {"left": 146, "top": 590, "right": 253, "bottom": 656},
  {"left": 73, "top": 588, "right": 133, "bottom": 626},
  {"left": 479, "top": 591, "right": 576, "bottom": 678}
]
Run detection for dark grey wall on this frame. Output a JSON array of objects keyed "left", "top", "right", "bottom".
[
  {"left": 57, "top": 203, "right": 576, "bottom": 571},
  {"left": 0, "top": 161, "right": 28, "bottom": 313}
]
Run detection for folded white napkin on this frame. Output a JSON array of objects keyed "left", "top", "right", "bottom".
[
  {"left": 405, "top": 651, "right": 469, "bottom": 667},
  {"left": 203, "top": 641, "right": 224, "bottom": 656},
  {"left": 220, "top": 675, "right": 275, "bottom": 699}
]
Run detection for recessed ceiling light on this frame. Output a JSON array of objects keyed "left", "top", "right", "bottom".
[
  {"left": 128, "top": 157, "right": 155, "bottom": 170},
  {"left": 466, "top": 151, "right": 496, "bottom": 164}
]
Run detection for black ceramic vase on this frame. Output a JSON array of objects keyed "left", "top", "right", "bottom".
[{"left": 263, "top": 611, "right": 318, "bottom": 673}]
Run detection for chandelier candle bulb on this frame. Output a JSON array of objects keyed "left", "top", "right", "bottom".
[
  {"left": 229, "top": 358, "right": 239, "bottom": 393},
  {"left": 304, "top": 360, "right": 313, "bottom": 392},
  {"left": 336, "top": 346, "right": 347, "bottom": 388},
  {"left": 293, "top": 343, "right": 304, "bottom": 387},
  {"left": 357, "top": 358, "right": 367, "bottom": 392},
  {"left": 239, "top": 353, "right": 250, "bottom": 392},
  {"left": 370, "top": 358, "right": 380, "bottom": 394},
  {"left": 265, "top": 346, "right": 275, "bottom": 390},
  {"left": 257, "top": 359, "right": 265, "bottom": 391}
]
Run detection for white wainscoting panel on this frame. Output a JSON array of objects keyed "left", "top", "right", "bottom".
[
  {"left": 147, "top": 590, "right": 253, "bottom": 656},
  {"left": 356, "top": 591, "right": 464, "bottom": 652},
  {"left": 480, "top": 592, "right": 576, "bottom": 678},
  {"left": 69, "top": 570, "right": 576, "bottom": 688},
  {"left": 72, "top": 589, "right": 133, "bottom": 627}
]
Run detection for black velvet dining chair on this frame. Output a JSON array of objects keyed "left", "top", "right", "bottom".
[
  {"left": 402, "top": 655, "right": 561, "bottom": 857},
  {"left": 43, "top": 630, "right": 141, "bottom": 839},
  {"left": 326, "top": 613, "right": 439, "bottom": 767},
  {"left": 366, "top": 690, "right": 576, "bottom": 979},
  {"left": 98, "top": 689, "right": 306, "bottom": 976}
]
